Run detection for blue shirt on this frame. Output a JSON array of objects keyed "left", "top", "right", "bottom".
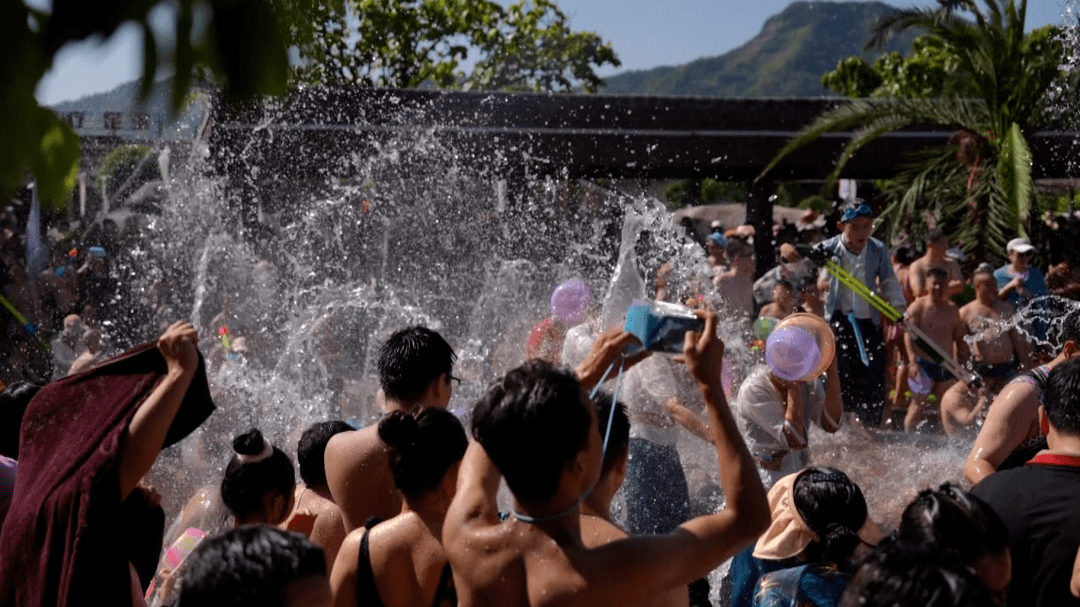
[{"left": 814, "top": 235, "right": 906, "bottom": 326}]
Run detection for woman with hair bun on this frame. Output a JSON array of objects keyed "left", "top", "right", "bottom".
[
  {"left": 220, "top": 428, "right": 297, "bottom": 526},
  {"left": 330, "top": 407, "right": 468, "bottom": 607},
  {"left": 732, "top": 466, "right": 880, "bottom": 607}
]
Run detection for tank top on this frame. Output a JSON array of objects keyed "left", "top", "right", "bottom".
[
  {"left": 356, "top": 525, "right": 457, "bottom": 607},
  {"left": 999, "top": 365, "right": 1051, "bottom": 471}
]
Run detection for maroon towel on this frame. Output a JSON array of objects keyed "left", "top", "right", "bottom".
[{"left": 0, "top": 342, "right": 214, "bottom": 607}]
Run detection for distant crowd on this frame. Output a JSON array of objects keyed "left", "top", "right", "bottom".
[{"left": 4, "top": 200, "right": 1080, "bottom": 607}]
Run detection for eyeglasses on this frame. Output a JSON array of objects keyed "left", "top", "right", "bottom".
[{"left": 841, "top": 204, "right": 873, "bottom": 223}]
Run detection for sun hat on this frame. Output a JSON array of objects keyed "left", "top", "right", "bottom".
[{"left": 753, "top": 471, "right": 883, "bottom": 560}]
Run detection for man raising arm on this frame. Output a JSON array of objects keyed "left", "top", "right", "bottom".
[{"left": 443, "top": 311, "right": 769, "bottom": 607}]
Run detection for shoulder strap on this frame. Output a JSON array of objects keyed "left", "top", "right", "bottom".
[{"left": 356, "top": 532, "right": 388, "bottom": 607}]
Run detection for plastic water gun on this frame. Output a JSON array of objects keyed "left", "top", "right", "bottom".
[
  {"left": 0, "top": 294, "right": 50, "bottom": 351},
  {"left": 219, "top": 326, "right": 232, "bottom": 351},
  {"left": 799, "top": 244, "right": 980, "bottom": 388}
]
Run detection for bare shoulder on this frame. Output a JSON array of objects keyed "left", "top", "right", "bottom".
[
  {"left": 580, "top": 516, "right": 628, "bottom": 549},
  {"left": 988, "top": 380, "right": 1039, "bottom": 416},
  {"left": 326, "top": 427, "right": 384, "bottom": 472}
]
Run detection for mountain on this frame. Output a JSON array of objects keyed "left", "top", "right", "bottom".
[{"left": 602, "top": 1, "right": 917, "bottom": 98}]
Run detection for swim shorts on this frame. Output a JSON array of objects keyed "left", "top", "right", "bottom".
[{"left": 917, "top": 358, "right": 954, "bottom": 383}]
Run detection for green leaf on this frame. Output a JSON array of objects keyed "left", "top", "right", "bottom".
[{"left": 996, "top": 121, "right": 1033, "bottom": 233}]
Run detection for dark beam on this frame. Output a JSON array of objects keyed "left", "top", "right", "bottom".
[{"left": 208, "top": 88, "right": 1080, "bottom": 182}]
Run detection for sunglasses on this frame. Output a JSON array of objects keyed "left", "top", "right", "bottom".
[{"left": 841, "top": 204, "right": 873, "bottom": 223}]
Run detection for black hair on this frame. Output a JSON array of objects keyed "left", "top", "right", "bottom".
[
  {"left": 472, "top": 360, "right": 592, "bottom": 503},
  {"left": 591, "top": 391, "right": 629, "bottom": 477},
  {"left": 793, "top": 467, "right": 869, "bottom": 572},
  {"left": 1051, "top": 308, "right": 1080, "bottom": 354},
  {"left": 840, "top": 538, "right": 995, "bottom": 607},
  {"left": 1043, "top": 358, "right": 1080, "bottom": 435},
  {"left": 896, "top": 483, "right": 1009, "bottom": 564},
  {"left": 894, "top": 245, "right": 916, "bottom": 266},
  {"left": 176, "top": 526, "right": 326, "bottom": 607},
  {"left": 774, "top": 279, "right": 795, "bottom": 292},
  {"left": 377, "top": 407, "right": 468, "bottom": 499},
  {"left": 297, "top": 421, "right": 352, "bottom": 487},
  {"left": 221, "top": 429, "right": 296, "bottom": 521},
  {"left": 377, "top": 326, "right": 456, "bottom": 402},
  {"left": 927, "top": 266, "right": 949, "bottom": 281},
  {"left": 927, "top": 228, "right": 948, "bottom": 243},
  {"left": 0, "top": 382, "right": 40, "bottom": 458}
]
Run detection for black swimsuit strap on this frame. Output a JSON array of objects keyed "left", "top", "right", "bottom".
[{"left": 356, "top": 531, "right": 388, "bottom": 607}]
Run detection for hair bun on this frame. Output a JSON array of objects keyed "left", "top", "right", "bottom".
[
  {"left": 378, "top": 410, "right": 419, "bottom": 451},
  {"left": 233, "top": 429, "right": 266, "bottom": 456}
]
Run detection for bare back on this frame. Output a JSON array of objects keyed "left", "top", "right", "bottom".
[
  {"left": 580, "top": 516, "right": 688, "bottom": 607},
  {"left": 325, "top": 428, "right": 402, "bottom": 532}
]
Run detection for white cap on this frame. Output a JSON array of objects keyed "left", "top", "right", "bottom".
[{"left": 1006, "top": 237, "right": 1035, "bottom": 254}]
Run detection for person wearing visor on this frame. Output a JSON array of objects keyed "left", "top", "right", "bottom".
[
  {"left": 730, "top": 466, "right": 881, "bottom": 607},
  {"left": 813, "top": 203, "right": 907, "bottom": 428},
  {"left": 995, "top": 237, "right": 1047, "bottom": 341}
]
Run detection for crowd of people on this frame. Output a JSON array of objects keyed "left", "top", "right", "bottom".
[{"left": 3, "top": 199, "right": 1080, "bottom": 607}]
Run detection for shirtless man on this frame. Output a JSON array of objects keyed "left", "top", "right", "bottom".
[
  {"left": 903, "top": 268, "right": 970, "bottom": 433},
  {"left": 964, "top": 310, "right": 1080, "bottom": 484},
  {"left": 286, "top": 421, "right": 351, "bottom": 571},
  {"left": 908, "top": 228, "right": 964, "bottom": 299},
  {"left": 443, "top": 311, "right": 769, "bottom": 607},
  {"left": 716, "top": 238, "right": 756, "bottom": 328},
  {"left": 324, "top": 326, "right": 456, "bottom": 532},
  {"left": 941, "top": 266, "right": 1034, "bottom": 435},
  {"left": 758, "top": 280, "right": 798, "bottom": 321},
  {"left": 580, "top": 395, "right": 688, "bottom": 607}
]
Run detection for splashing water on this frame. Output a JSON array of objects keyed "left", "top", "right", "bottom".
[{"left": 74, "top": 85, "right": 1074, "bottom": 604}]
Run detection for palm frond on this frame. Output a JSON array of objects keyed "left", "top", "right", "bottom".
[
  {"left": 996, "top": 121, "right": 1033, "bottom": 230},
  {"left": 759, "top": 97, "right": 988, "bottom": 181}
]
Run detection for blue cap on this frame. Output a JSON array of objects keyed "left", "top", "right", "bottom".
[{"left": 709, "top": 232, "right": 728, "bottom": 247}]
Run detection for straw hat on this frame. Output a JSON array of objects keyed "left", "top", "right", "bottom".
[{"left": 753, "top": 471, "right": 883, "bottom": 561}]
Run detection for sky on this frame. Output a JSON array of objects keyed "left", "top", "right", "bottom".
[{"left": 34, "top": 0, "right": 1070, "bottom": 105}]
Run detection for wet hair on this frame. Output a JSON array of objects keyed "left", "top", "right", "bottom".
[
  {"left": 927, "top": 228, "right": 948, "bottom": 244},
  {"left": 377, "top": 407, "right": 468, "bottom": 499},
  {"left": 221, "top": 429, "right": 296, "bottom": 521},
  {"left": 1051, "top": 308, "right": 1080, "bottom": 352},
  {"left": 927, "top": 266, "right": 949, "bottom": 282},
  {"left": 896, "top": 483, "right": 1009, "bottom": 565},
  {"left": 774, "top": 279, "right": 794, "bottom": 292},
  {"left": 0, "top": 382, "right": 41, "bottom": 458},
  {"left": 176, "top": 526, "right": 326, "bottom": 607},
  {"left": 840, "top": 538, "right": 995, "bottom": 607},
  {"left": 472, "top": 360, "right": 592, "bottom": 503},
  {"left": 296, "top": 421, "right": 352, "bottom": 487},
  {"left": 894, "top": 245, "right": 916, "bottom": 266},
  {"left": 792, "top": 467, "right": 869, "bottom": 572},
  {"left": 378, "top": 326, "right": 456, "bottom": 402},
  {"left": 591, "top": 391, "right": 629, "bottom": 477},
  {"left": 1043, "top": 358, "right": 1080, "bottom": 435}
]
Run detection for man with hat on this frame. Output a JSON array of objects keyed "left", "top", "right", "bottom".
[
  {"left": 995, "top": 237, "right": 1047, "bottom": 341},
  {"left": 995, "top": 237, "right": 1047, "bottom": 310},
  {"left": 813, "top": 202, "right": 907, "bottom": 428}
]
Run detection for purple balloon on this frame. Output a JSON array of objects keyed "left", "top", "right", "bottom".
[
  {"left": 766, "top": 326, "right": 821, "bottom": 382},
  {"left": 550, "top": 280, "right": 593, "bottom": 325},
  {"left": 908, "top": 372, "right": 933, "bottom": 395}
]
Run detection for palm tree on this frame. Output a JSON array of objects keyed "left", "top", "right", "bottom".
[{"left": 761, "top": 0, "right": 1061, "bottom": 261}]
